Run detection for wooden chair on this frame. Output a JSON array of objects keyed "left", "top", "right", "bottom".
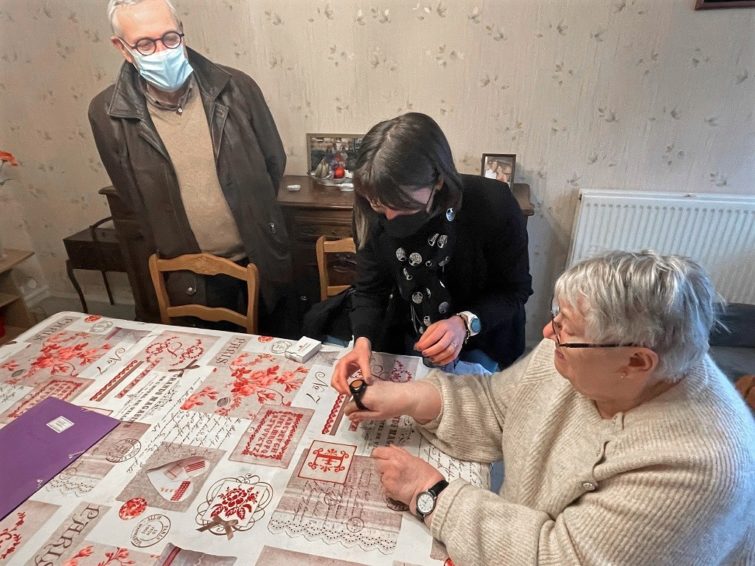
[
  {"left": 315, "top": 236, "right": 357, "bottom": 301},
  {"left": 148, "top": 253, "right": 259, "bottom": 333}
]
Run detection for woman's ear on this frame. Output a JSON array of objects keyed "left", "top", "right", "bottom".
[{"left": 627, "top": 348, "right": 659, "bottom": 376}]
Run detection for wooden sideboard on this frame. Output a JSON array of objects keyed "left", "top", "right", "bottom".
[
  {"left": 277, "top": 175, "right": 356, "bottom": 311},
  {"left": 102, "top": 177, "right": 533, "bottom": 323}
]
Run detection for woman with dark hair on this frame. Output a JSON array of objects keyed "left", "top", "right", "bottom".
[{"left": 331, "top": 112, "right": 531, "bottom": 388}]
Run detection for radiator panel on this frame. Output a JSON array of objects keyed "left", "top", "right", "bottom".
[{"left": 567, "top": 190, "right": 755, "bottom": 303}]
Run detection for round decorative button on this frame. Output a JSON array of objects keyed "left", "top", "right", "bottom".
[
  {"left": 412, "top": 291, "right": 424, "bottom": 304},
  {"left": 446, "top": 208, "right": 456, "bottom": 221},
  {"left": 409, "top": 252, "right": 422, "bottom": 266},
  {"left": 438, "top": 301, "right": 449, "bottom": 314},
  {"left": 396, "top": 248, "right": 407, "bottom": 262}
]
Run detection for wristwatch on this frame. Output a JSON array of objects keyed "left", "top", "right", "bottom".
[
  {"left": 415, "top": 479, "right": 449, "bottom": 520},
  {"left": 348, "top": 378, "right": 369, "bottom": 411},
  {"left": 456, "top": 311, "right": 481, "bottom": 343}
]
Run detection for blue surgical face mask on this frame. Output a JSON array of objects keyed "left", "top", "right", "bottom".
[{"left": 130, "top": 46, "right": 193, "bottom": 92}]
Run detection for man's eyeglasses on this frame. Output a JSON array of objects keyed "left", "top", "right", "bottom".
[
  {"left": 550, "top": 308, "right": 637, "bottom": 349},
  {"left": 120, "top": 31, "right": 185, "bottom": 56}
]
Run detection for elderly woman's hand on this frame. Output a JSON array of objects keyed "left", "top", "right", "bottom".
[
  {"left": 372, "top": 445, "right": 445, "bottom": 514},
  {"left": 344, "top": 380, "right": 413, "bottom": 423},
  {"left": 414, "top": 316, "right": 466, "bottom": 366}
]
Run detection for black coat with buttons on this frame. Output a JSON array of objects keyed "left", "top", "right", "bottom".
[
  {"left": 88, "top": 48, "right": 292, "bottom": 310},
  {"left": 351, "top": 175, "right": 532, "bottom": 368}
]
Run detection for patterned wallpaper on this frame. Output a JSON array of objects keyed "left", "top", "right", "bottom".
[{"left": 0, "top": 0, "right": 753, "bottom": 341}]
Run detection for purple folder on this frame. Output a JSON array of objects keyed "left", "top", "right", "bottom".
[{"left": 0, "top": 396, "right": 120, "bottom": 520}]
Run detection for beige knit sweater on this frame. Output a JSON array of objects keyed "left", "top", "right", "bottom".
[{"left": 421, "top": 340, "right": 755, "bottom": 565}]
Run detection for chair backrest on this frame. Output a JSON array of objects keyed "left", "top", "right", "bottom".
[
  {"left": 315, "top": 236, "right": 357, "bottom": 301},
  {"left": 148, "top": 253, "right": 259, "bottom": 333}
]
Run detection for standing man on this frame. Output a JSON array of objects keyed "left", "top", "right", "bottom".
[{"left": 89, "top": 0, "right": 294, "bottom": 336}]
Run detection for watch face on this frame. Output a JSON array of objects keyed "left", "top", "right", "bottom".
[
  {"left": 349, "top": 379, "right": 366, "bottom": 396},
  {"left": 469, "top": 316, "right": 481, "bottom": 333},
  {"left": 416, "top": 491, "right": 435, "bottom": 515}
]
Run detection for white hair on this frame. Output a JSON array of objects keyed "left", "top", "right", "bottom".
[
  {"left": 107, "top": 0, "right": 179, "bottom": 34},
  {"left": 554, "top": 250, "right": 719, "bottom": 381}
]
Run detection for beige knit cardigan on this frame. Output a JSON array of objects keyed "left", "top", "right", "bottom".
[{"left": 421, "top": 340, "right": 755, "bottom": 565}]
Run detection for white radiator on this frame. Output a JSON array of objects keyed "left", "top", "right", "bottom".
[{"left": 567, "top": 189, "right": 755, "bottom": 303}]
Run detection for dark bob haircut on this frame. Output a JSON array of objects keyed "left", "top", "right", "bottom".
[
  {"left": 352, "top": 112, "right": 464, "bottom": 245},
  {"left": 354, "top": 112, "right": 461, "bottom": 210}
]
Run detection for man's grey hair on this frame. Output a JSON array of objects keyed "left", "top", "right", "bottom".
[
  {"left": 554, "top": 250, "right": 718, "bottom": 381},
  {"left": 107, "top": 0, "right": 179, "bottom": 35}
]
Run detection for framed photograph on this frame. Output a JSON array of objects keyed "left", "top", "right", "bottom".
[
  {"left": 306, "top": 133, "right": 363, "bottom": 186},
  {"left": 481, "top": 153, "right": 516, "bottom": 185},
  {"left": 695, "top": 0, "right": 755, "bottom": 9}
]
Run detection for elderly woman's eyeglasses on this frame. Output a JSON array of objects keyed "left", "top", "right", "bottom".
[
  {"left": 120, "top": 31, "right": 185, "bottom": 56},
  {"left": 550, "top": 309, "right": 635, "bottom": 349}
]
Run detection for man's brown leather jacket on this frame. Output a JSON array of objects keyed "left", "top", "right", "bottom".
[{"left": 88, "top": 48, "right": 292, "bottom": 311}]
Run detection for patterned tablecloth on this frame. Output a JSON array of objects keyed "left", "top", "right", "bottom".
[{"left": 0, "top": 312, "right": 488, "bottom": 565}]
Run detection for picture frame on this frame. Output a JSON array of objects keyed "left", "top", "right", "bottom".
[
  {"left": 481, "top": 153, "right": 516, "bottom": 185},
  {"left": 695, "top": 0, "right": 755, "bottom": 9},
  {"left": 306, "top": 133, "right": 363, "bottom": 185}
]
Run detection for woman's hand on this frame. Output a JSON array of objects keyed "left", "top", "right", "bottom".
[
  {"left": 331, "top": 337, "right": 373, "bottom": 395},
  {"left": 344, "top": 380, "right": 414, "bottom": 424},
  {"left": 372, "top": 445, "right": 445, "bottom": 514},
  {"left": 415, "top": 316, "right": 467, "bottom": 366}
]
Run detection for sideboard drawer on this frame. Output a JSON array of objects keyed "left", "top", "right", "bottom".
[{"left": 292, "top": 221, "right": 352, "bottom": 243}]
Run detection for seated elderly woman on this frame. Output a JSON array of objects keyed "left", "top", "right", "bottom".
[{"left": 334, "top": 251, "right": 754, "bottom": 565}]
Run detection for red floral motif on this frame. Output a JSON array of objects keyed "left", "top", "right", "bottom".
[
  {"left": 6, "top": 332, "right": 111, "bottom": 382},
  {"left": 210, "top": 486, "right": 257, "bottom": 521},
  {"left": 180, "top": 385, "right": 219, "bottom": 410},
  {"left": 257, "top": 335, "right": 273, "bottom": 342},
  {"left": 0, "top": 511, "right": 25, "bottom": 560},
  {"left": 84, "top": 315, "right": 102, "bottom": 323},
  {"left": 444, "top": 559, "right": 456, "bottom": 566},
  {"left": 63, "top": 545, "right": 134, "bottom": 566},
  {"left": 62, "top": 545, "right": 93, "bottom": 566},
  {"left": 181, "top": 353, "right": 307, "bottom": 416},
  {"left": 215, "top": 353, "right": 306, "bottom": 416}
]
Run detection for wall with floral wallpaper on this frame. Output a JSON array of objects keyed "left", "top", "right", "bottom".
[{"left": 0, "top": 0, "right": 753, "bottom": 341}]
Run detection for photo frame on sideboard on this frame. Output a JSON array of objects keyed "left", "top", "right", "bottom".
[
  {"left": 306, "top": 133, "right": 363, "bottom": 186},
  {"left": 481, "top": 153, "right": 516, "bottom": 186},
  {"left": 695, "top": 0, "right": 755, "bottom": 9}
]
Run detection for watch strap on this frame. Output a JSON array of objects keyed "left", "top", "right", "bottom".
[
  {"left": 349, "top": 379, "right": 369, "bottom": 411},
  {"left": 456, "top": 311, "right": 476, "bottom": 344}
]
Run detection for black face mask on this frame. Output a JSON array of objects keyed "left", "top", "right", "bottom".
[{"left": 381, "top": 210, "right": 432, "bottom": 239}]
